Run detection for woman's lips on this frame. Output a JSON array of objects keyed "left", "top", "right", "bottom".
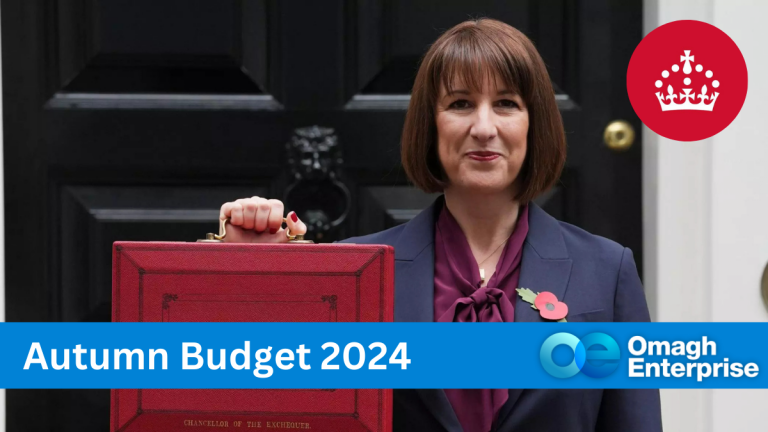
[{"left": 466, "top": 151, "right": 501, "bottom": 161}]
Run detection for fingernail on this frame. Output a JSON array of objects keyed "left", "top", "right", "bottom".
[
  {"left": 290, "top": 212, "right": 298, "bottom": 223},
  {"left": 269, "top": 228, "right": 277, "bottom": 234}
]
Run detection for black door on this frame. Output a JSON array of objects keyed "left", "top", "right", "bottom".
[{"left": 2, "top": 0, "right": 642, "bottom": 429}]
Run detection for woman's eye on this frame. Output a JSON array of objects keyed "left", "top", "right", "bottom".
[
  {"left": 448, "top": 99, "right": 471, "bottom": 109},
  {"left": 497, "top": 99, "right": 518, "bottom": 108}
]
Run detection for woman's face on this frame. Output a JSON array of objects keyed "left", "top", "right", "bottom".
[{"left": 435, "top": 74, "right": 528, "bottom": 196}]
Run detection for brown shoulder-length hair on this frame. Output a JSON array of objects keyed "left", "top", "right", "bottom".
[{"left": 401, "top": 18, "right": 566, "bottom": 204}]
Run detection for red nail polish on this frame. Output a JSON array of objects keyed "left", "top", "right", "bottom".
[
  {"left": 290, "top": 212, "right": 298, "bottom": 223},
  {"left": 269, "top": 228, "right": 277, "bottom": 234}
]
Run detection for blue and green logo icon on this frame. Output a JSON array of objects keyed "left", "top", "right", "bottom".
[{"left": 540, "top": 332, "right": 620, "bottom": 378}]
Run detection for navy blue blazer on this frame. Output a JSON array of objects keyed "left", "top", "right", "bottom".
[{"left": 340, "top": 195, "right": 662, "bottom": 432}]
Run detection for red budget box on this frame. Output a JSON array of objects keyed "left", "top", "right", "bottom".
[{"left": 111, "top": 241, "right": 394, "bottom": 432}]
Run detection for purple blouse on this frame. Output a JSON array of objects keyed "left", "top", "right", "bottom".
[{"left": 434, "top": 202, "right": 530, "bottom": 432}]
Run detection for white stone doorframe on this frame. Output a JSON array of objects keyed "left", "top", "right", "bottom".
[{"left": 643, "top": 1, "right": 768, "bottom": 431}]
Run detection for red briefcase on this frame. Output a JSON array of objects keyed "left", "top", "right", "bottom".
[{"left": 111, "top": 237, "right": 394, "bottom": 432}]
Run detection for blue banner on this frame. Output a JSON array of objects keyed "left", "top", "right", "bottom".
[{"left": 1, "top": 322, "right": 765, "bottom": 389}]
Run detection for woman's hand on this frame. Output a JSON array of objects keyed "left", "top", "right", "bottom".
[{"left": 219, "top": 197, "right": 307, "bottom": 243}]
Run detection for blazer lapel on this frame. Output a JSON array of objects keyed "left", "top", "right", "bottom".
[
  {"left": 393, "top": 195, "right": 463, "bottom": 431},
  {"left": 514, "top": 202, "right": 573, "bottom": 320},
  {"left": 498, "top": 202, "right": 573, "bottom": 428},
  {"left": 393, "top": 195, "right": 440, "bottom": 323}
]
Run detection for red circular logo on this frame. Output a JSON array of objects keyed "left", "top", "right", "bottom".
[{"left": 627, "top": 20, "right": 748, "bottom": 142}]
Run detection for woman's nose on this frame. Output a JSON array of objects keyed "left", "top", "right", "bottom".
[{"left": 469, "top": 105, "right": 497, "bottom": 142}]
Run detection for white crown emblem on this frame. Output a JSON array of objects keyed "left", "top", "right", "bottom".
[{"left": 655, "top": 50, "right": 719, "bottom": 112}]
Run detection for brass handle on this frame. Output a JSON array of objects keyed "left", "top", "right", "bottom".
[
  {"left": 603, "top": 120, "right": 635, "bottom": 151},
  {"left": 198, "top": 217, "right": 313, "bottom": 244}
]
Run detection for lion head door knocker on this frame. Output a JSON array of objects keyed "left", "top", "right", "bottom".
[{"left": 284, "top": 126, "right": 351, "bottom": 241}]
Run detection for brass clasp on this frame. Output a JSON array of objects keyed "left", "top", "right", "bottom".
[{"left": 198, "top": 217, "right": 313, "bottom": 243}]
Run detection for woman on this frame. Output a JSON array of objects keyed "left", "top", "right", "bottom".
[{"left": 220, "top": 18, "right": 661, "bottom": 432}]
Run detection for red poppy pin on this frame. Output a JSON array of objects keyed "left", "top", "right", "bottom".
[{"left": 515, "top": 288, "right": 568, "bottom": 322}]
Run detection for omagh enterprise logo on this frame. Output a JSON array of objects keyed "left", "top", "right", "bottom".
[{"left": 540, "top": 332, "right": 620, "bottom": 378}]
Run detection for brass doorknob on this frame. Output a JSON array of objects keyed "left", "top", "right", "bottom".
[{"left": 603, "top": 120, "right": 635, "bottom": 151}]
